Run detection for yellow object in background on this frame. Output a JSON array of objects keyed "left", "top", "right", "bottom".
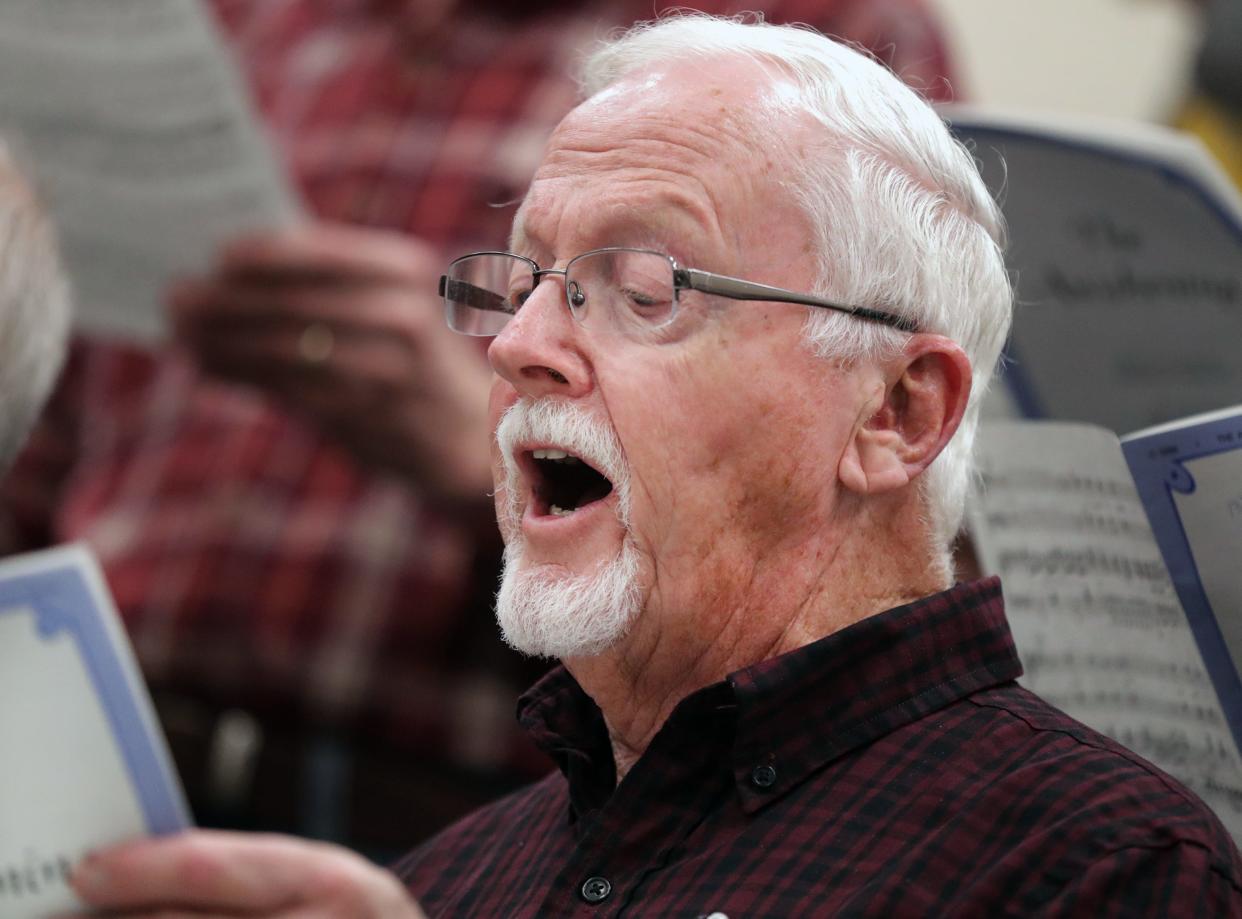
[{"left": 1177, "top": 94, "right": 1242, "bottom": 187}]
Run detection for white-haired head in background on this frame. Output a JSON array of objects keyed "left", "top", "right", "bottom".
[{"left": 0, "top": 141, "right": 71, "bottom": 473}]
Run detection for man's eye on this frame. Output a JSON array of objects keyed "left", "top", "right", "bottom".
[
  {"left": 623, "top": 288, "right": 661, "bottom": 308},
  {"left": 621, "top": 287, "right": 674, "bottom": 323},
  {"left": 508, "top": 288, "right": 533, "bottom": 309}
]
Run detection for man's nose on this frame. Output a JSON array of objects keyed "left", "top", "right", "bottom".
[{"left": 488, "top": 276, "right": 592, "bottom": 399}]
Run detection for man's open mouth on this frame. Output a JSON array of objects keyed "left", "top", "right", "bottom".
[{"left": 525, "top": 448, "right": 615, "bottom": 517}]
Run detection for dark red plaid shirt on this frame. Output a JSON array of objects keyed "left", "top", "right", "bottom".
[{"left": 395, "top": 578, "right": 1242, "bottom": 917}]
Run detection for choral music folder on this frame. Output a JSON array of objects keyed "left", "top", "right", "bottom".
[{"left": 0, "top": 544, "right": 190, "bottom": 919}]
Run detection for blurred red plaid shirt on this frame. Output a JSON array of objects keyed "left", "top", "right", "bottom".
[{"left": 0, "top": 0, "right": 957, "bottom": 836}]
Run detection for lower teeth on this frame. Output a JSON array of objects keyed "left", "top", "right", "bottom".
[{"left": 550, "top": 504, "right": 574, "bottom": 517}]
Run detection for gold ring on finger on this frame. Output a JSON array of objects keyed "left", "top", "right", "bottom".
[{"left": 298, "top": 322, "right": 335, "bottom": 365}]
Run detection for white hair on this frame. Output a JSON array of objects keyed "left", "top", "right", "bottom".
[
  {"left": 0, "top": 142, "right": 71, "bottom": 473},
  {"left": 579, "top": 15, "right": 1013, "bottom": 570}
]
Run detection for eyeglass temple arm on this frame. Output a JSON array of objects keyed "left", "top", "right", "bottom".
[
  {"left": 439, "top": 276, "right": 515, "bottom": 314},
  {"left": 678, "top": 268, "right": 918, "bottom": 333}
]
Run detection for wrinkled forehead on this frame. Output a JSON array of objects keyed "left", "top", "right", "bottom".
[
  {"left": 572, "top": 56, "right": 782, "bottom": 137},
  {"left": 512, "top": 58, "right": 813, "bottom": 258}
]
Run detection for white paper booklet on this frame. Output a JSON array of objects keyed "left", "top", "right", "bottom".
[
  {"left": 0, "top": 545, "right": 190, "bottom": 919},
  {"left": 970, "top": 407, "right": 1242, "bottom": 842},
  {"left": 946, "top": 106, "right": 1242, "bottom": 433},
  {"left": 0, "top": 0, "right": 300, "bottom": 341}
]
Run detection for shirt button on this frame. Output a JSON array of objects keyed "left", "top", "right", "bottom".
[
  {"left": 581, "top": 876, "right": 612, "bottom": 903},
  {"left": 751, "top": 763, "right": 777, "bottom": 789}
]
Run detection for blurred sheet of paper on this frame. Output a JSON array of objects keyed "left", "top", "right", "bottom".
[
  {"left": 971, "top": 419, "right": 1242, "bottom": 843},
  {"left": 948, "top": 108, "right": 1242, "bottom": 432},
  {"left": 0, "top": 545, "right": 189, "bottom": 918},
  {"left": 0, "top": 0, "right": 299, "bottom": 341}
]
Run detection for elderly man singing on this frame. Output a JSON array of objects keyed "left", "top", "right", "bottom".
[{"left": 72, "top": 14, "right": 1242, "bottom": 918}]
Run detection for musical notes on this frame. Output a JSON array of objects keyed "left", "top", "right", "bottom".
[
  {"left": 996, "top": 547, "right": 1168, "bottom": 583},
  {"left": 1006, "top": 588, "right": 1181, "bottom": 631},
  {"left": 983, "top": 507, "right": 1154, "bottom": 540},
  {"left": 971, "top": 420, "right": 1242, "bottom": 841},
  {"left": 978, "top": 468, "right": 1135, "bottom": 499}
]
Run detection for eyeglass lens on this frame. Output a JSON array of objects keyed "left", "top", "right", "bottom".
[{"left": 444, "top": 250, "right": 678, "bottom": 337}]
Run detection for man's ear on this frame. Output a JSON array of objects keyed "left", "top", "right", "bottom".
[{"left": 838, "top": 335, "right": 972, "bottom": 495}]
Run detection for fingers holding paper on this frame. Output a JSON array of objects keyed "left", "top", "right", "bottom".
[
  {"left": 169, "top": 222, "right": 494, "bottom": 502},
  {"left": 71, "top": 829, "right": 427, "bottom": 918}
]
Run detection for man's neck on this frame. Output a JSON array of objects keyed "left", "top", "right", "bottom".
[{"left": 565, "top": 519, "right": 949, "bottom": 781}]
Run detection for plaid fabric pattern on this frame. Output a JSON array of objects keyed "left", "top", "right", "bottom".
[
  {"left": 395, "top": 578, "right": 1242, "bottom": 917},
  {"left": 0, "top": 0, "right": 956, "bottom": 783}
]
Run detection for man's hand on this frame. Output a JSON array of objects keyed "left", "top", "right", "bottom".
[
  {"left": 171, "top": 222, "right": 494, "bottom": 503},
  {"left": 71, "top": 829, "right": 428, "bottom": 918}
]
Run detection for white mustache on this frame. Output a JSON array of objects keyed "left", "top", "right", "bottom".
[{"left": 495, "top": 398, "right": 631, "bottom": 530}]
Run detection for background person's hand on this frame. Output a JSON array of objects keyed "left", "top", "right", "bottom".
[
  {"left": 71, "top": 829, "right": 428, "bottom": 918},
  {"left": 170, "top": 222, "right": 494, "bottom": 503}
]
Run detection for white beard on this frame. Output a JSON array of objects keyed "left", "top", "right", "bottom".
[
  {"left": 493, "top": 398, "right": 642, "bottom": 659},
  {"left": 495, "top": 537, "right": 642, "bottom": 659}
]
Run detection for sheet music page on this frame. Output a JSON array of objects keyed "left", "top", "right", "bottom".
[
  {"left": 971, "top": 420, "right": 1242, "bottom": 841},
  {"left": 0, "top": 546, "right": 189, "bottom": 919},
  {"left": 949, "top": 109, "right": 1242, "bottom": 431},
  {"left": 0, "top": 0, "right": 299, "bottom": 341}
]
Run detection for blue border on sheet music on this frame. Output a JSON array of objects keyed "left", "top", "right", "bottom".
[
  {"left": 1122, "top": 410, "right": 1242, "bottom": 752},
  {"left": 947, "top": 121, "right": 1242, "bottom": 422},
  {"left": 0, "top": 563, "right": 187, "bottom": 835}
]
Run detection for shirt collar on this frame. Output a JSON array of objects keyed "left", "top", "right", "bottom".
[
  {"left": 518, "top": 578, "right": 1021, "bottom": 815},
  {"left": 726, "top": 576, "right": 1019, "bottom": 811}
]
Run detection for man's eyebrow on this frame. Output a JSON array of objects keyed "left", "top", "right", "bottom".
[
  {"left": 508, "top": 200, "right": 711, "bottom": 265},
  {"left": 508, "top": 222, "right": 546, "bottom": 258},
  {"left": 601, "top": 199, "right": 723, "bottom": 266}
]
